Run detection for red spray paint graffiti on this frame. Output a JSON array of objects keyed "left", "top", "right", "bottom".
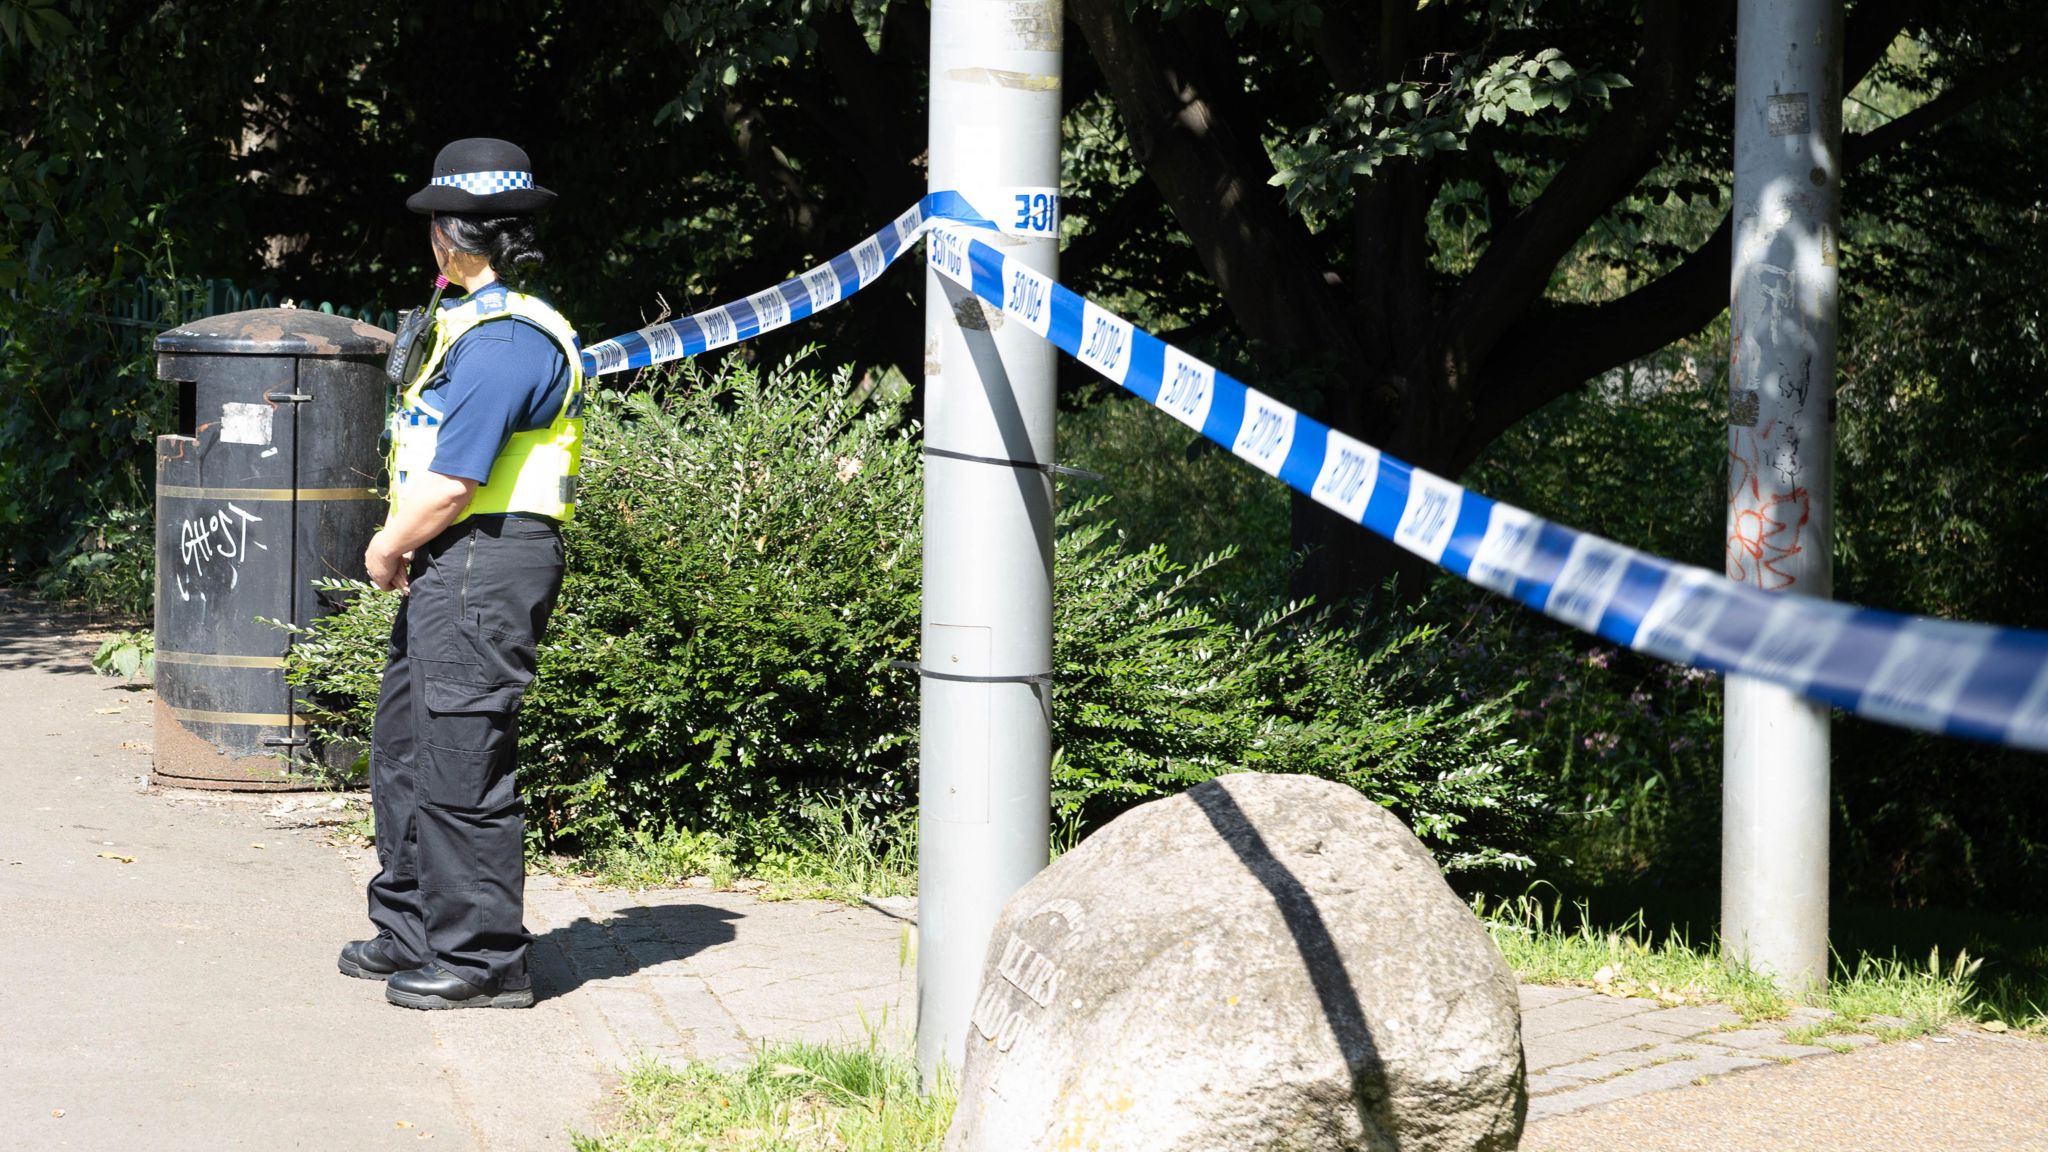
[{"left": 1726, "top": 419, "right": 1810, "bottom": 590}]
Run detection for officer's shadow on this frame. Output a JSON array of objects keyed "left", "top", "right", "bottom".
[{"left": 527, "top": 903, "right": 743, "bottom": 1000}]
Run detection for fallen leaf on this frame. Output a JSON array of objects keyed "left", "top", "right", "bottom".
[
  {"left": 119, "top": 741, "right": 150, "bottom": 751},
  {"left": 249, "top": 843, "right": 266, "bottom": 850},
  {"left": 96, "top": 852, "right": 135, "bottom": 864},
  {"left": 1983, "top": 1020, "right": 2009, "bottom": 1033},
  {"left": 93, "top": 707, "right": 125, "bottom": 714},
  {"left": 51, "top": 1109, "right": 64, "bottom": 1118},
  {"left": 395, "top": 1120, "right": 414, "bottom": 1129}
]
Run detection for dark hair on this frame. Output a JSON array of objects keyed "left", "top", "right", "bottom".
[{"left": 434, "top": 213, "right": 546, "bottom": 286}]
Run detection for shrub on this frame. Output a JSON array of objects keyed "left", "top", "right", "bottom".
[
  {"left": 287, "top": 353, "right": 1540, "bottom": 872},
  {"left": 0, "top": 273, "right": 167, "bottom": 614},
  {"left": 1052, "top": 513, "right": 1538, "bottom": 870}
]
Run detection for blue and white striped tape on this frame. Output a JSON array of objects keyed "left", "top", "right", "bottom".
[
  {"left": 579, "top": 194, "right": 997, "bottom": 378},
  {"left": 576, "top": 195, "right": 2048, "bottom": 751}
]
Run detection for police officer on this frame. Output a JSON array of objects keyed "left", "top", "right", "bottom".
[{"left": 337, "top": 138, "right": 583, "bottom": 1009}]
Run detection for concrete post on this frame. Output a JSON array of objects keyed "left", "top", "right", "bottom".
[
  {"left": 918, "top": 0, "right": 1064, "bottom": 1084},
  {"left": 1722, "top": 0, "right": 1843, "bottom": 994}
]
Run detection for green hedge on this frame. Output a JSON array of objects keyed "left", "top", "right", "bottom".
[
  {"left": 285, "top": 354, "right": 1540, "bottom": 869},
  {"left": 0, "top": 274, "right": 164, "bottom": 611}
]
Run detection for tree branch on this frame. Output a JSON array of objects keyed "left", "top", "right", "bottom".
[
  {"left": 1065, "top": 0, "right": 1355, "bottom": 352},
  {"left": 1060, "top": 177, "right": 1161, "bottom": 285},
  {"left": 1843, "top": 0, "right": 1925, "bottom": 93},
  {"left": 814, "top": 3, "right": 921, "bottom": 200},
  {"left": 1458, "top": 214, "right": 1729, "bottom": 471},
  {"left": 1460, "top": 30, "right": 2039, "bottom": 471},
  {"left": 717, "top": 92, "right": 825, "bottom": 241},
  {"left": 1846, "top": 39, "right": 2046, "bottom": 167},
  {"left": 1437, "top": 0, "right": 1734, "bottom": 382}
]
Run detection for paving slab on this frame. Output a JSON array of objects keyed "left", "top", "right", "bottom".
[
  {"left": 1518, "top": 984, "right": 1594, "bottom": 1010},
  {"left": 1521, "top": 1030, "right": 2048, "bottom": 1151},
  {"left": 1526, "top": 1021, "right": 1682, "bottom": 1072},
  {"left": 1528, "top": 1050, "right": 1773, "bottom": 1121},
  {"left": 1627, "top": 1003, "right": 1743, "bottom": 1036},
  {"left": 1521, "top": 993, "right": 1656, "bottom": 1039}
]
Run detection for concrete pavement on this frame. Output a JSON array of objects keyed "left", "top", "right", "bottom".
[
  {"left": 4, "top": 590, "right": 2038, "bottom": 1150},
  {"left": 0, "top": 594, "right": 910, "bottom": 1152}
]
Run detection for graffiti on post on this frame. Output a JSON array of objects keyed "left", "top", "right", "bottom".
[
  {"left": 1727, "top": 257, "right": 1818, "bottom": 591},
  {"left": 174, "top": 503, "right": 268, "bottom": 601}
]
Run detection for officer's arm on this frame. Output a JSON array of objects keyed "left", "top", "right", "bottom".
[{"left": 365, "top": 471, "right": 477, "bottom": 591}]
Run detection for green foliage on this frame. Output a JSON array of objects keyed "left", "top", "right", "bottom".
[
  {"left": 572, "top": 1037, "right": 951, "bottom": 1152},
  {"left": 550, "top": 798, "right": 917, "bottom": 901},
  {"left": 532, "top": 354, "right": 924, "bottom": 848},
  {"left": 1059, "top": 388, "right": 1292, "bottom": 602},
  {"left": 1274, "top": 47, "right": 1630, "bottom": 218},
  {"left": 289, "top": 353, "right": 924, "bottom": 854},
  {"left": 1477, "top": 891, "right": 2033, "bottom": 1035},
  {"left": 0, "top": 0, "right": 77, "bottom": 55},
  {"left": 578, "top": 824, "right": 739, "bottom": 891},
  {"left": 89, "top": 628, "right": 153, "bottom": 681},
  {"left": 750, "top": 798, "right": 918, "bottom": 900},
  {"left": 0, "top": 272, "right": 170, "bottom": 613},
  {"left": 1424, "top": 598, "right": 1725, "bottom": 886},
  {"left": 1477, "top": 891, "right": 1786, "bottom": 1020},
  {"left": 1813, "top": 58, "right": 2048, "bottom": 911},
  {"left": 650, "top": 0, "right": 890, "bottom": 125},
  {"left": 1052, "top": 509, "right": 1539, "bottom": 870},
  {"left": 287, "top": 355, "right": 1540, "bottom": 874},
  {"left": 274, "top": 578, "right": 398, "bottom": 747}
]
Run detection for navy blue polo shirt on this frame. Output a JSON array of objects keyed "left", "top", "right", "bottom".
[{"left": 421, "top": 283, "right": 572, "bottom": 486}]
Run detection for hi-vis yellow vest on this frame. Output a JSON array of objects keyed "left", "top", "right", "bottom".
[{"left": 389, "top": 289, "right": 584, "bottom": 524}]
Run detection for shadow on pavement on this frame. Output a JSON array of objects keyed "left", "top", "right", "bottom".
[
  {"left": 532, "top": 903, "right": 743, "bottom": 1000},
  {"left": 0, "top": 588, "right": 135, "bottom": 676}
]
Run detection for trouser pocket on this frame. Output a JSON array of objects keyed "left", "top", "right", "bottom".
[{"left": 418, "top": 655, "right": 522, "bottom": 811}]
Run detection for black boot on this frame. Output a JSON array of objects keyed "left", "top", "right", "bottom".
[
  {"left": 386, "top": 962, "right": 534, "bottom": 1010},
  {"left": 337, "top": 936, "right": 412, "bottom": 980}
]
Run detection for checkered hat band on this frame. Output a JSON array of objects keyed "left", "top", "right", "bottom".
[{"left": 431, "top": 170, "right": 535, "bottom": 194}]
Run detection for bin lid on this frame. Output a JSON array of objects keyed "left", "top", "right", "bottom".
[{"left": 155, "top": 307, "right": 393, "bottom": 357}]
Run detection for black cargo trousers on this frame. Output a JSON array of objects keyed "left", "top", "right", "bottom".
[{"left": 365, "top": 514, "right": 564, "bottom": 989}]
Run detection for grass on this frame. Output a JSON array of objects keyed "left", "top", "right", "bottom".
[
  {"left": 1476, "top": 890, "right": 2048, "bottom": 1037},
  {"left": 555, "top": 800, "right": 918, "bottom": 905},
  {"left": 1476, "top": 890, "right": 1786, "bottom": 1020},
  {"left": 571, "top": 1037, "right": 953, "bottom": 1152}
]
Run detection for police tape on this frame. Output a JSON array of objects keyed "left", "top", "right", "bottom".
[
  {"left": 919, "top": 219, "right": 2048, "bottom": 752},
  {"left": 576, "top": 195, "right": 2048, "bottom": 751},
  {"left": 579, "top": 193, "right": 1002, "bottom": 378}
]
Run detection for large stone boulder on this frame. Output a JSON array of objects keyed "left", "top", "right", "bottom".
[{"left": 944, "top": 773, "right": 1524, "bottom": 1152}]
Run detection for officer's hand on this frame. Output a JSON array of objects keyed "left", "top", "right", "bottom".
[{"left": 365, "top": 537, "right": 410, "bottom": 594}]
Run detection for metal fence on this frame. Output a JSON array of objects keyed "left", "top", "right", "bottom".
[{"left": 105, "top": 276, "right": 397, "bottom": 352}]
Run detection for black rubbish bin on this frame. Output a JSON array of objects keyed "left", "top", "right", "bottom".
[{"left": 152, "top": 308, "right": 391, "bottom": 790}]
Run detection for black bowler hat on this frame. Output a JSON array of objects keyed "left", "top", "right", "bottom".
[{"left": 405, "top": 137, "right": 557, "bottom": 215}]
